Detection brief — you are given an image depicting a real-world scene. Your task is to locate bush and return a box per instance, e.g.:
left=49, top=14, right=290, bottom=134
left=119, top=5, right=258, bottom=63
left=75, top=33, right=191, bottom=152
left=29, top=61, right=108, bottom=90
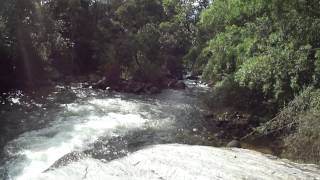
left=283, top=111, right=320, bottom=164
left=196, top=0, right=320, bottom=106
left=253, top=87, right=320, bottom=164
left=255, top=87, right=320, bottom=135
left=203, top=76, right=261, bottom=112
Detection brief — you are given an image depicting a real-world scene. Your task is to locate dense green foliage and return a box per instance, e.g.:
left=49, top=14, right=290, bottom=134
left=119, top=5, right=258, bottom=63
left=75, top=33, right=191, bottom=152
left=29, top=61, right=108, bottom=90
left=191, top=0, right=320, bottom=105
left=187, top=0, right=320, bottom=164
left=0, top=0, right=208, bottom=91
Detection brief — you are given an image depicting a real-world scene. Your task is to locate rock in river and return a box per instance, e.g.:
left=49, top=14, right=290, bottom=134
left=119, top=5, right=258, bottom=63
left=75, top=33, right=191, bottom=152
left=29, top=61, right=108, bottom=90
left=36, top=144, right=320, bottom=180
left=226, top=140, right=241, bottom=148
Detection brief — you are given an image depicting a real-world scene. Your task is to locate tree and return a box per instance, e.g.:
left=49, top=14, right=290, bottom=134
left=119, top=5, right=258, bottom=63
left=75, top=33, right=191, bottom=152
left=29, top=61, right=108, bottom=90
left=192, top=0, right=320, bottom=104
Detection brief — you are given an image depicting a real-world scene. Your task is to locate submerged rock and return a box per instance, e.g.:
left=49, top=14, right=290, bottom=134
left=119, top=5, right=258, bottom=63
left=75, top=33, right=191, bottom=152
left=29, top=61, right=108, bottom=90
left=92, top=77, right=109, bottom=90
left=36, top=144, right=320, bottom=180
left=45, top=151, right=87, bottom=172
left=168, top=80, right=186, bottom=89
left=174, top=81, right=186, bottom=89
left=227, top=140, right=241, bottom=148
left=167, top=79, right=178, bottom=88
left=185, top=75, right=199, bottom=80
left=145, top=86, right=160, bottom=94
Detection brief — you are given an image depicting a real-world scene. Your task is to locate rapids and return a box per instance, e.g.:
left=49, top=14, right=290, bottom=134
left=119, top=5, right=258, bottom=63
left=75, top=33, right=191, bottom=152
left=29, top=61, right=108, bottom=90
left=0, top=81, right=319, bottom=180
left=0, top=81, right=212, bottom=179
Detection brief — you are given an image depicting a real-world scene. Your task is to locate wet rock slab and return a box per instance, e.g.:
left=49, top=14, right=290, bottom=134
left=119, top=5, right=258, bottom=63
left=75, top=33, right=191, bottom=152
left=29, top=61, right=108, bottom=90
left=36, top=144, right=320, bottom=180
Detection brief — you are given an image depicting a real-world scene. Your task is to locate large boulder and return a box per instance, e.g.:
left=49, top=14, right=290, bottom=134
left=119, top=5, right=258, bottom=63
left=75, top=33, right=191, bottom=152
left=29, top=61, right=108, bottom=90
left=92, top=77, right=109, bottom=90
left=174, top=81, right=186, bottom=89
left=167, top=79, right=178, bottom=88
left=144, top=84, right=161, bottom=94
left=125, top=81, right=145, bottom=94
left=167, top=79, right=186, bottom=89
left=88, top=74, right=101, bottom=83
left=149, top=86, right=161, bottom=94
left=36, top=144, right=320, bottom=180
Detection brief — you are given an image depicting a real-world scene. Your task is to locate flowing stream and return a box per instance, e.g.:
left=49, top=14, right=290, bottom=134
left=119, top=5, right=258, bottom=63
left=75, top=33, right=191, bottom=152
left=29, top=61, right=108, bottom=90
left=0, top=80, right=214, bottom=180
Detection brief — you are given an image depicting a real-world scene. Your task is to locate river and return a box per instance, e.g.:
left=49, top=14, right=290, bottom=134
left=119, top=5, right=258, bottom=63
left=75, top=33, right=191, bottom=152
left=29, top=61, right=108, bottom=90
left=0, top=80, right=215, bottom=180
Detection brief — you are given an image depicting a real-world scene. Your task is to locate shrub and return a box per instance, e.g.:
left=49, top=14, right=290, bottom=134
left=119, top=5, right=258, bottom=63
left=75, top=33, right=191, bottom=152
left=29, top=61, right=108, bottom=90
left=255, top=87, right=320, bottom=136
left=253, top=87, right=320, bottom=164
left=283, top=111, right=320, bottom=164
left=203, top=76, right=261, bottom=112
left=196, top=0, right=320, bottom=106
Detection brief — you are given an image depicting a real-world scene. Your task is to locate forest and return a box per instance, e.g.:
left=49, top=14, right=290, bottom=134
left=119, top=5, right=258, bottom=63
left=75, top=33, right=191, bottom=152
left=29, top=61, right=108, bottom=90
left=1, top=0, right=320, bottom=167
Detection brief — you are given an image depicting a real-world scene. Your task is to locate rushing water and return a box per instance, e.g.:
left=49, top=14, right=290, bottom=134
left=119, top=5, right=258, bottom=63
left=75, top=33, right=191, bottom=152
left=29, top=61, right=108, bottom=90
left=0, top=80, right=214, bottom=180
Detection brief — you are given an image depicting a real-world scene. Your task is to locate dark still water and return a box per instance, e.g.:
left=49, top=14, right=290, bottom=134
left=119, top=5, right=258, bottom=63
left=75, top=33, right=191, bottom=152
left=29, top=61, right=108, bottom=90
left=0, top=81, right=214, bottom=179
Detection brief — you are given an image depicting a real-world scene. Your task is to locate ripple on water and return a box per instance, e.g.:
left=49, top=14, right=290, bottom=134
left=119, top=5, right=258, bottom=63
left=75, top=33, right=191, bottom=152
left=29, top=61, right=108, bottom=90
left=0, top=82, right=212, bottom=180
left=2, top=97, right=152, bottom=180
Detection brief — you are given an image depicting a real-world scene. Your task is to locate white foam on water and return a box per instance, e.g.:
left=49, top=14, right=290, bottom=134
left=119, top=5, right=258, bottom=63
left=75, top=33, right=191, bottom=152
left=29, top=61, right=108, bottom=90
left=3, top=98, right=149, bottom=180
